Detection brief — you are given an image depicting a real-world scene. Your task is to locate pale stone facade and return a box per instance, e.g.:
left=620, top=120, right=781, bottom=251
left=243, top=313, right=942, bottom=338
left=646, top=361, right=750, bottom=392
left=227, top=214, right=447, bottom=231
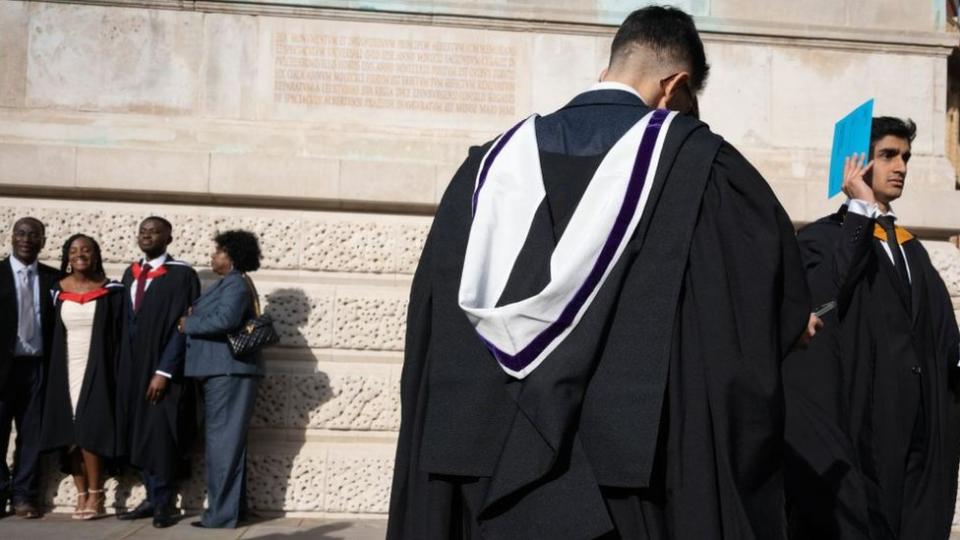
left=1, top=0, right=958, bottom=521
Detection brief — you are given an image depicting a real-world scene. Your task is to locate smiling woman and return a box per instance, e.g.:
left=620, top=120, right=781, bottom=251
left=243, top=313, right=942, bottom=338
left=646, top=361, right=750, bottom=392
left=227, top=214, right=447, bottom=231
left=39, top=233, right=124, bottom=521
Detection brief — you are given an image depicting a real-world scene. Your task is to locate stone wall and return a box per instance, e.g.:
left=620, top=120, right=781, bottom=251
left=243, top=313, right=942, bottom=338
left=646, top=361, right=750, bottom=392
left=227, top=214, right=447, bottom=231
left=2, top=0, right=960, bottom=521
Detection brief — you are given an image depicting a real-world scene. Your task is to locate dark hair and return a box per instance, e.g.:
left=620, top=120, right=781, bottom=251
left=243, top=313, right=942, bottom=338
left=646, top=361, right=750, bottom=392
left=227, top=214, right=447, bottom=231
left=214, top=229, right=262, bottom=273
left=141, top=215, right=173, bottom=232
left=610, top=6, right=710, bottom=92
left=870, top=117, right=917, bottom=157
left=60, top=234, right=105, bottom=278
left=13, top=217, right=46, bottom=237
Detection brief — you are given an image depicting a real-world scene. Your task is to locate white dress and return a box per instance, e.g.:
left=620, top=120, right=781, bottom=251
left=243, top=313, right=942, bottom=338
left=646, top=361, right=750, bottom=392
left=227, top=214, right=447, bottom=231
left=60, top=300, right=97, bottom=416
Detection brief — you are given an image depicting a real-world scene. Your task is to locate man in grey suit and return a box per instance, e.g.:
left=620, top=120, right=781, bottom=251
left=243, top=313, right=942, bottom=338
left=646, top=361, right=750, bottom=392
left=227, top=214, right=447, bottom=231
left=178, top=230, right=264, bottom=528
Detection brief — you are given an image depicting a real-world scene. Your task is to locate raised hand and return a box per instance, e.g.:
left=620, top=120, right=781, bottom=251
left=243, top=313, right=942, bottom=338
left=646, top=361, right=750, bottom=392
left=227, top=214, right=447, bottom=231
left=841, top=153, right=875, bottom=203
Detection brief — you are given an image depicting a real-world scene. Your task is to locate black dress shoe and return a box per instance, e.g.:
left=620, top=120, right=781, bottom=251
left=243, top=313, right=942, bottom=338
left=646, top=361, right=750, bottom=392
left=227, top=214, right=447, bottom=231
left=152, top=510, right=176, bottom=529
left=190, top=521, right=209, bottom=528
left=117, top=501, right=154, bottom=520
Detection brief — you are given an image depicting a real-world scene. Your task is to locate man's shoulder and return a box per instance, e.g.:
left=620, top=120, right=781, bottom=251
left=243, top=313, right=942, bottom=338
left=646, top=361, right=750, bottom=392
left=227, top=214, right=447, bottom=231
left=164, top=258, right=198, bottom=277
left=797, top=213, right=844, bottom=240
left=37, top=261, right=60, bottom=277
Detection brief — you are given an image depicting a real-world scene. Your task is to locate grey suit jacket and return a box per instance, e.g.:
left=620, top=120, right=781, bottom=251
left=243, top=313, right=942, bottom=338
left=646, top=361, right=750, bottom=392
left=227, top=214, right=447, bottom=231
left=183, top=270, right=264, bottom=377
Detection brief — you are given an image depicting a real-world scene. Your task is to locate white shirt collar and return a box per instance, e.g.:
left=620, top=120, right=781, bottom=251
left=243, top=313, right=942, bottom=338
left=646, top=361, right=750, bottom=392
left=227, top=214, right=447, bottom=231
left=588, top=81, right=645, bottom=103
left=842, top=199, right=897, bottom=221
left=141, top=253, right=169, bottom=269
left=10, top=256, right=38, bottom=275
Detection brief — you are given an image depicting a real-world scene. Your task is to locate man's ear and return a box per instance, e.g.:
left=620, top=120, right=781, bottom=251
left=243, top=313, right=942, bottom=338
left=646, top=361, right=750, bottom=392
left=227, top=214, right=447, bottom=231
left=598, top=68, right=608, bottom=82
left=662, top=71, right=691, bottom=104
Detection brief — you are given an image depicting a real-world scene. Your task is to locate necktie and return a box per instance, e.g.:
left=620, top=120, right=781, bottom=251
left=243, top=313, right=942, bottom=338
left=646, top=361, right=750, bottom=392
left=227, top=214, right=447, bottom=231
left=876, top=215, right=911, bottom=292
left=134, top=263, right=151, bottom=312
left=18, top=267, right=37, bottom=343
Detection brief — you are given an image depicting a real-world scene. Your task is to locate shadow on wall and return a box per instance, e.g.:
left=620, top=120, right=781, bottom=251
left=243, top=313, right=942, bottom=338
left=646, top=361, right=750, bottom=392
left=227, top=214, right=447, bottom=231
left=32, top=287, right=335, bottom=515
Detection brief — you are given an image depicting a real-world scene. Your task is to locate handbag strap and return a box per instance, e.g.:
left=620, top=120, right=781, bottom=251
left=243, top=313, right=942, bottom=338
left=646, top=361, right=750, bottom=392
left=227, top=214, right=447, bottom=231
left=240, top=273, right=262, bottom=317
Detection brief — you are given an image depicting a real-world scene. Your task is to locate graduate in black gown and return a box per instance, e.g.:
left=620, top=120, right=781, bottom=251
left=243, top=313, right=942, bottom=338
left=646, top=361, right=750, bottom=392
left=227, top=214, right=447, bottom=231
left=116, top=216, right=200, bottom=528
left=388, top=7, right=815, bottom=539
left=41, top=234, right=123, bottom=520
left=783, top=118, right=960, bottom=539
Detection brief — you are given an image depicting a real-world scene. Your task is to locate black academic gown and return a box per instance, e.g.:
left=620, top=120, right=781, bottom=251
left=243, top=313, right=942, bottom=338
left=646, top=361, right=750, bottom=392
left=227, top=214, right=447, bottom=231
left=40, top=281, right=124, bottom=460
left=117, top=257, right=200, bottom=480
left=783, top=208, right=960, bottom=540
left=388, top=90, right=811, bottom=539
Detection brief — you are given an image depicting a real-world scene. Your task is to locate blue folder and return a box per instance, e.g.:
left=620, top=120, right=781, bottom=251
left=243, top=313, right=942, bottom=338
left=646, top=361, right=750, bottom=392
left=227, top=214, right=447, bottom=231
left=828, top=99, right=874, bottom=198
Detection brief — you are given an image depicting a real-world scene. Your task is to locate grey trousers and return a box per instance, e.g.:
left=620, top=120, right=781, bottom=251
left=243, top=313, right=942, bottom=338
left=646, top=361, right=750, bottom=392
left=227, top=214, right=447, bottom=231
left=200, top=374, right=259, bottom=528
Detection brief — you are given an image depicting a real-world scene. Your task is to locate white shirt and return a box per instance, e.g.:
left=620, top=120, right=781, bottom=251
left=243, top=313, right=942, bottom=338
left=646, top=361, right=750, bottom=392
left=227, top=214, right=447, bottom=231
left=129, top=253, right=170, bottom=306
left=845, top=200, right=911, bottom=283
left=10, top=256, right=42, bottom=356
left=588, top=81, right=646, bottom=103
left=131, top=253, right=174, bottom=379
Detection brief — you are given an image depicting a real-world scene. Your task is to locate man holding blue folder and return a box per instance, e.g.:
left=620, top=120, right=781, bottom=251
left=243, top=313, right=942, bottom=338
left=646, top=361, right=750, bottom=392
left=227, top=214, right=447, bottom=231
left=784, top=117, right=960, bottom=539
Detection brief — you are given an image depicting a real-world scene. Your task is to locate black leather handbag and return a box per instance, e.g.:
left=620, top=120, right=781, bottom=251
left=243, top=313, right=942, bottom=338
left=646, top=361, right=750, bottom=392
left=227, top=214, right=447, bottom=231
left=227, top=274, right=280, bottom=357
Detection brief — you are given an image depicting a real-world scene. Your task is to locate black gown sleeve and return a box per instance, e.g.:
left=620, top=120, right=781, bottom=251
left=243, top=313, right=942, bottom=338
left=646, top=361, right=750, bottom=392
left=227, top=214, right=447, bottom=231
left=387, top=146, right=488, bottom=540
left=798, top=211, right=875, bottom=315
left=665, top=143, right=811, bottom=539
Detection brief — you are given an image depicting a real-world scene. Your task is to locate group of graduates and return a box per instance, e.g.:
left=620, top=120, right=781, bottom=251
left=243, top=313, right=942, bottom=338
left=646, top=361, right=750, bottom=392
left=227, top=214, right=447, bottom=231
left=0, top=216, right=264, bottom=529
left=387, top=6, right=960, bottom=540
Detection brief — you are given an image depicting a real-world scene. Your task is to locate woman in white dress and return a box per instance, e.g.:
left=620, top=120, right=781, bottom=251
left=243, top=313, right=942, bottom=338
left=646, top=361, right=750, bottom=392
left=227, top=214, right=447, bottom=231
left=40, top=234, right=123, bottom=520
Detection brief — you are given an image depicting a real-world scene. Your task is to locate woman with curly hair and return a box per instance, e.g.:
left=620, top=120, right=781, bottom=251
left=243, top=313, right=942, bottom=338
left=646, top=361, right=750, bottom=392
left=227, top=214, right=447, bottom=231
left=177, top=229, right=265, bottom=528
left=40, top=234, right=124, bottom=519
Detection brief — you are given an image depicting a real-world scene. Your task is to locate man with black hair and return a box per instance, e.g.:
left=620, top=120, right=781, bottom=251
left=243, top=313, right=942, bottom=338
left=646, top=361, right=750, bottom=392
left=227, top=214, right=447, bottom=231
left=389, top=6, right=815, bottom=539
left=0, top=217, right=58, bottom=519
left=784, top=118, right=960, bottom=539
left=116, top=216, right=200, bottom=528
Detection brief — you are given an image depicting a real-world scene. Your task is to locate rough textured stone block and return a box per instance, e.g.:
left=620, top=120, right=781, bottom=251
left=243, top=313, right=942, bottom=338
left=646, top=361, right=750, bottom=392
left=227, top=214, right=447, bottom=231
left=334, top=294, right=408, bottom=350
left=289, top=369, right=399, bottom=431
left=96, top=212, right=144, bottom=265
left=0, top=204, right=432, bottom=276
left=325, top=450, right=393, bottom=514
left=33, top=207, right=106, bottom=263
left=396, top=223, right=431, bottom=274
left=250, top=366, right=399, bottom=431
left=301, top=220, right=396, bottom=273
left=212, top=215, right=302, bottom=269
left=923, top=241, right=960, bottom=298
left=264, top=289, right=334, bottom=348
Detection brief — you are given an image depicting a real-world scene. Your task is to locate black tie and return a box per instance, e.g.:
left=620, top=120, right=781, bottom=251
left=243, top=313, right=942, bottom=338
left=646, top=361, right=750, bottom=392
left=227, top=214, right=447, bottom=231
left=876, top=215, right=910, bottom=292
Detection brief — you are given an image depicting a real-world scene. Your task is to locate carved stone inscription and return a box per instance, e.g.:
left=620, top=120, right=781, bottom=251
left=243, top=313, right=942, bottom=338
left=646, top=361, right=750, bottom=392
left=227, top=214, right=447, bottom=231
left=273, top=32, right=516, bottom=115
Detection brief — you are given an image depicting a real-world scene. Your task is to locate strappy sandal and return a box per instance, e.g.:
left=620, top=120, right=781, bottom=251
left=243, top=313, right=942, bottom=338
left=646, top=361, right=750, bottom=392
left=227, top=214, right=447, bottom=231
left=82, top=489, right=106, bottom=520
left=72, top=491, right=88, bottom=520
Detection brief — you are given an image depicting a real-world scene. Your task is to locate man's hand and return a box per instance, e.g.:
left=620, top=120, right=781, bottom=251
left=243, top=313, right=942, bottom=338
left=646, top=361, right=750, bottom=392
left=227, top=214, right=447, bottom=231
left=145, top=374, right=169, bottom=403
left=795, top=313, right=824, bottom=348
left=841, top=153, right=875, bottom=203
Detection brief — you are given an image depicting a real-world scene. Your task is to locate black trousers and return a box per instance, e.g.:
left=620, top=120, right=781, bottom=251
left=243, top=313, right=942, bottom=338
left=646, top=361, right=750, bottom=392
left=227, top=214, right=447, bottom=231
left=0, top=356, right=45, bottom=506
